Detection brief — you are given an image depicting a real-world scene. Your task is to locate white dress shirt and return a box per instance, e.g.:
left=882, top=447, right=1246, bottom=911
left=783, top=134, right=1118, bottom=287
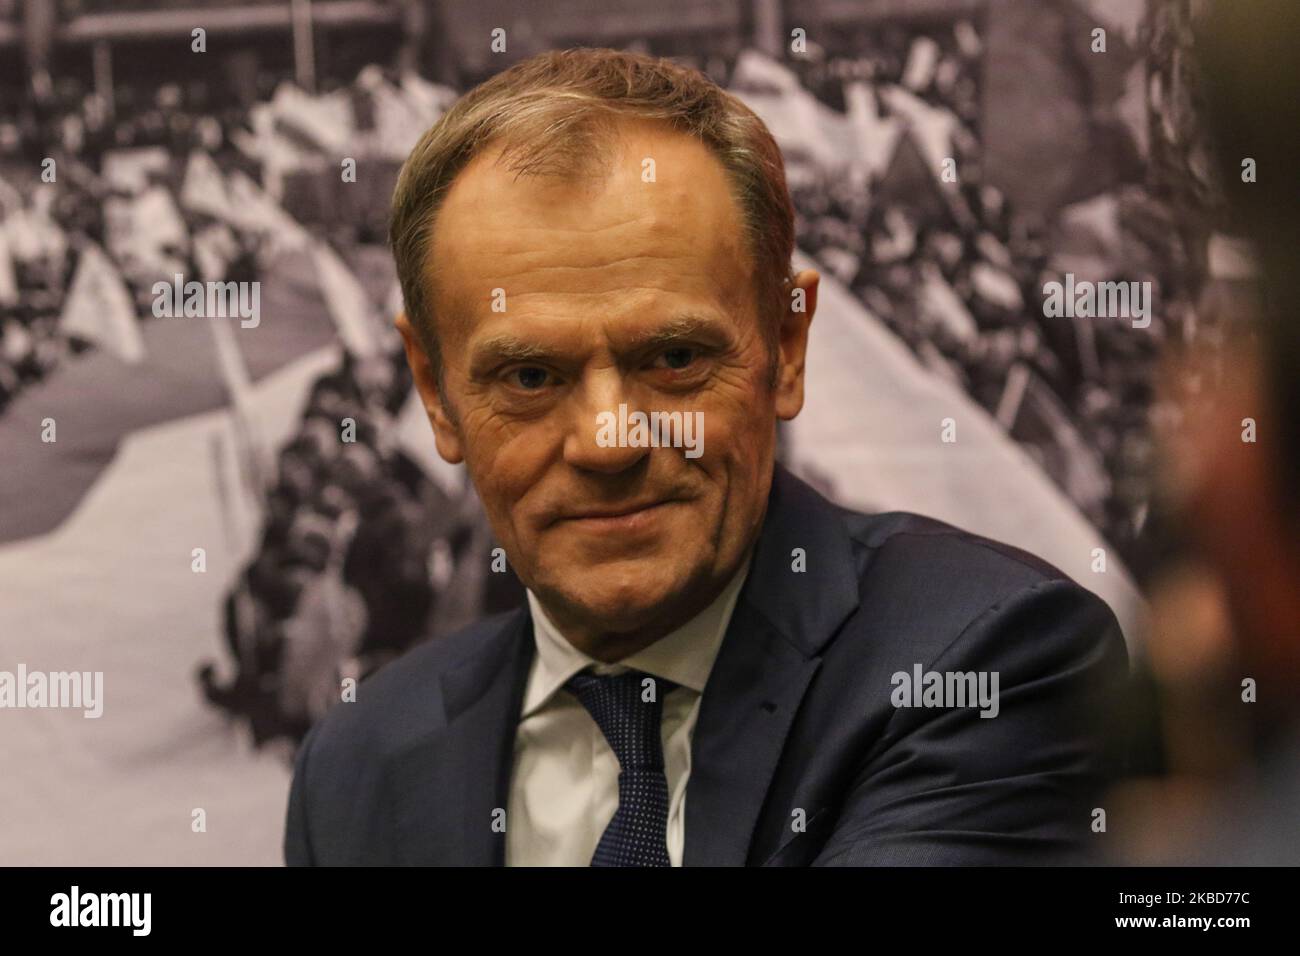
left=505, top=556, right=752, bottom=866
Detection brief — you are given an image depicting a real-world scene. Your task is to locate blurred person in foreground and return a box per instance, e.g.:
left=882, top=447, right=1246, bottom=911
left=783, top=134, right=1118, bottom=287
left=285, top=48, right=1127, bottom=866
left=1120, top=0, right=1300, bottom=865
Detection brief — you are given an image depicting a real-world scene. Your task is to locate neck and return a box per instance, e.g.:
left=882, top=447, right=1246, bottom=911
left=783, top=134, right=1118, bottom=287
left=549, top=590, right=719, bottom=663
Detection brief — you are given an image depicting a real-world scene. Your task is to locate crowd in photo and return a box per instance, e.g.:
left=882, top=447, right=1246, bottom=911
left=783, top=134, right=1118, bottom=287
left=0, top=6, right=1225, bottom=748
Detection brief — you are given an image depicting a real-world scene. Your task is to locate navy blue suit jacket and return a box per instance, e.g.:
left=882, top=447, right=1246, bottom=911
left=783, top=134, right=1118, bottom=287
left=284, top=465, right=1128, bottom=865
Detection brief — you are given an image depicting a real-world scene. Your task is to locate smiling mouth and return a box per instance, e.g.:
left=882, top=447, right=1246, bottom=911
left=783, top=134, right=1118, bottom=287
left=559, top=499, right=677, bottom=529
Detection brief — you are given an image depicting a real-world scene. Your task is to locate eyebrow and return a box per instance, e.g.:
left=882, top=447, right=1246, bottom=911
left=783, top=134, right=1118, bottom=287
left=622, top=314, right=728, bottom=351
left=471, top=336, right=559, bottom=366
left=468, top=312, right=731, bottom=373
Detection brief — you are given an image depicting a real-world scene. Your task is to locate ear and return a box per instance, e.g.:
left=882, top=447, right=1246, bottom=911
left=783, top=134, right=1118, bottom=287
left=774, top=269, right=818, bottom=421
left=395, top=310, right=465, bottom=465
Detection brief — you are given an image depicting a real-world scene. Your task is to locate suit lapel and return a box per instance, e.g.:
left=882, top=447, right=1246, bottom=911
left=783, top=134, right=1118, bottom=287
left=684, top=466, right=860, bottom=865
left=683, top=601, right=823, bottom=865
left=386, top=609, right=534, bottom=865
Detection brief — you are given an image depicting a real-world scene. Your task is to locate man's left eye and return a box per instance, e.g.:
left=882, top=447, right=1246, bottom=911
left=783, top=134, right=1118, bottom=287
left=654, top=347, right=697, bottom=370
left=508, top=366, right=551, bottom=390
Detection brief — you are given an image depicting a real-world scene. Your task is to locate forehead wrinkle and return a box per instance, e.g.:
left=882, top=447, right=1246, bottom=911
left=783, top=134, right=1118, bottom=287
left=457, top=200, right=697, bottom=260
left=437, top=223, right=702, bottom=303
left=485, top=250, right=701, bottom=286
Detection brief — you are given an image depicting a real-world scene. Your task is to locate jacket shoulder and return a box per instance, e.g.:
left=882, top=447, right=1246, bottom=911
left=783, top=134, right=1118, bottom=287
left=829, top=507, right=1117, bottom=649
left=843, top=507, right=1079, bottom=590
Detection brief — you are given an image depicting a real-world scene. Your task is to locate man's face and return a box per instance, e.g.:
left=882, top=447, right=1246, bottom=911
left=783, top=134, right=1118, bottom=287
left=400, top=118, right=816, bottom=653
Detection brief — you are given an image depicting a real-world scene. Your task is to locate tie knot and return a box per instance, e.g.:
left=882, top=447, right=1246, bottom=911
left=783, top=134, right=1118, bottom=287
left=564, top=669, right=676, bottom=771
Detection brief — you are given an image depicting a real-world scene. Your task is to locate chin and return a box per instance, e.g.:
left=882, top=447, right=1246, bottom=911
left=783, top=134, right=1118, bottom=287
left=541, top=556, right=701, bottom=634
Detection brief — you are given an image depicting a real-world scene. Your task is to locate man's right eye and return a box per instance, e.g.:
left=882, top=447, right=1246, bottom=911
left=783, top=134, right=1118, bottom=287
left=506, top=366, right=551, bottom=390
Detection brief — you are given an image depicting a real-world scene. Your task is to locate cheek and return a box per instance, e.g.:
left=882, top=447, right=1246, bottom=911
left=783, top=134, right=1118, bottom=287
left=701, top=374, right=777, bottom=450
left=461, top=418, right=556, bottom=522
left=691, top=407, right=775, bottom=510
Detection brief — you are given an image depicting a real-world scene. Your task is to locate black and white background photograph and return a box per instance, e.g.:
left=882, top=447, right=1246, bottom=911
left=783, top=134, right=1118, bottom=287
left=0, top=0, right=1295, bottom=916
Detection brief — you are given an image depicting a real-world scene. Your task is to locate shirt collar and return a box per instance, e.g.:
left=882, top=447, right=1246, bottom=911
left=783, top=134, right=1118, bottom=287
left=521, top=551, right=753, bottom=718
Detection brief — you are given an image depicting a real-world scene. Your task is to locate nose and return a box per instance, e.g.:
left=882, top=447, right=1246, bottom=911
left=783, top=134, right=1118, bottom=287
left=562, top=370, right=649, bottom=475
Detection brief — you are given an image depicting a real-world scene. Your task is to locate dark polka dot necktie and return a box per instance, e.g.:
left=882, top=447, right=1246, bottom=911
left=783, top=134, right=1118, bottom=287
left=564, top=668, right=677, bottom=867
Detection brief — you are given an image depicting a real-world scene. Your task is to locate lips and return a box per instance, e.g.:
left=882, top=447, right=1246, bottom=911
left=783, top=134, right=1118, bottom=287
left=562, top=499, right=671, bottom=522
